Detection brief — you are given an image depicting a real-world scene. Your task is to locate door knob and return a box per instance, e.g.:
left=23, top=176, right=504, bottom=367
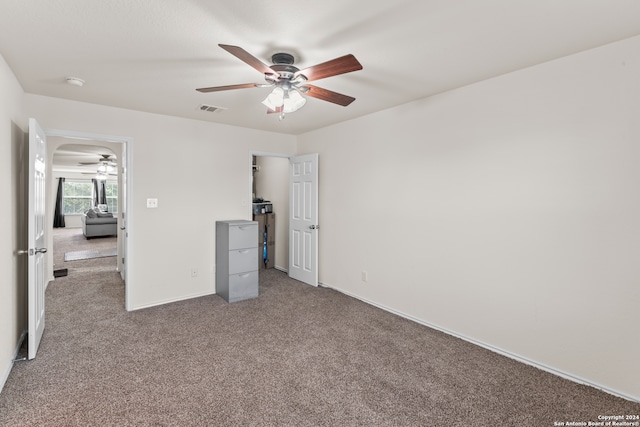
left=17, top=248, right=47, bottom=256
left=308, top=225, right=320, bottom=230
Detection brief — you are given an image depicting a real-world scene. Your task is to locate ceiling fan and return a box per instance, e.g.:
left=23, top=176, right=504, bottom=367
left=78, top=154, right=117, bottom=167
left=79, top=154, right=118, bottom=179
left=197, top=44, right=363, bottom=118
left=82, top=161, right=118, bottom=179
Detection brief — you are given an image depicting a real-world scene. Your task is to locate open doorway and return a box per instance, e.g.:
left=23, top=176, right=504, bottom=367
left=251, top=154, right=290, bottom=272
left=50, top=142, right=120, bottom=287
left=250, top=152, right=320, bottom=286
left=44, top=128, right=133, bottom=310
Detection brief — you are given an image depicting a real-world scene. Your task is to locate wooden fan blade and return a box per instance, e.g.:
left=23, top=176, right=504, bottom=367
left=267, top=106, right=283, bottom=114
left=196, top=83, right=258, bottom=93
left=295, top=54, right=362, bottom=82
left=302, top=85, right=356, bottom=106
left=78, top=163, right=117, bottom=167
left=219, top=44, right=278, bottom=76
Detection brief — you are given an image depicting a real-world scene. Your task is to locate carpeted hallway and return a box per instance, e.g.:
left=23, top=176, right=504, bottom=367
left=0, top=229, right=638, bottom=426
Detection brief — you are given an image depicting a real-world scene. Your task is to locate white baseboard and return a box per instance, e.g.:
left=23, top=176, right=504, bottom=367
left=0, top=329, right=27, bottom=394
left=128, top=290, right=216, bottom=311
left=319, top=281, right=639, bottom=403
left=129, top=265, right=291, bottom=311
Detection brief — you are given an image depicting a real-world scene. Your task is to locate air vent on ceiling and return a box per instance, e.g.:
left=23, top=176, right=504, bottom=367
left=198, top=104, right=226, bottom=113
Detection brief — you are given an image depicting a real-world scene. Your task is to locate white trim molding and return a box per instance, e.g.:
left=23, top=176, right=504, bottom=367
left=0, top=330, right=27, bottom=392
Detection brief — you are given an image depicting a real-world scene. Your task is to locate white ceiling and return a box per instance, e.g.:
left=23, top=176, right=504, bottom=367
left=50, top=140, right=117, bottom=175
left=2, top=0, right=640, bottom=135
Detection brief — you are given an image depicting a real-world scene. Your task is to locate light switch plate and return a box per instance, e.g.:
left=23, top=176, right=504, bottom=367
left=146, top=198, right=158, bottom=208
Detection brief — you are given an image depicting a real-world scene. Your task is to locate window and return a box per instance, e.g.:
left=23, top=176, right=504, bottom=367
left=62, top=180, right=118, bottom=214
left=105, top=182, right=118, bottom=213
left=63, top=181, right=93, bottom=214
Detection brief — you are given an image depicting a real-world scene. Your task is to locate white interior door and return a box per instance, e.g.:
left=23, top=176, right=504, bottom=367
left=289, top=153, right=318, bottom=286
left=27, top=118, right=47, bottom=360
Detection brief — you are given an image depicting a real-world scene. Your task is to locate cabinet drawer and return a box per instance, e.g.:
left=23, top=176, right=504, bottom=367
left=229, top=223, right=258, bottom=250
left=229, top=248, right=258, bottom=274
left=228, top=271, right=258, bottom=302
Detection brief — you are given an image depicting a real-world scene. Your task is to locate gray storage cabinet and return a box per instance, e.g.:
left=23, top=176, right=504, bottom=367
left=216, top=220, right=259, bottom=303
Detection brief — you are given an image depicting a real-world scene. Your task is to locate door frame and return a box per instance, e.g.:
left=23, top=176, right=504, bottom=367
left=44, top=127, right=135, bottom=310
left=248, top=151, right=319, bottom=284
left=248, top=151, right=291, bottom=212
left=248, top=150, right=293, bottom=271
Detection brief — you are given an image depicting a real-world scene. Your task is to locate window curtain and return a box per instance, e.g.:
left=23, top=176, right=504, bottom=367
left=92, top=178, right=108, bottom=209
left=53, top=177, right=65, bottom=228
left=92, top=178, right=99, bottom=208
left=99, top=180, right=107, bottom=206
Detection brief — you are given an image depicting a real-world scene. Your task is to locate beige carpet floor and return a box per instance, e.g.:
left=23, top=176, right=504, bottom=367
left=0, top=228, right=638, bottom=426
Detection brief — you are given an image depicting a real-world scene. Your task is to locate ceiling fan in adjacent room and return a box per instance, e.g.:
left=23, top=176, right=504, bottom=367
left=78, top=154, right=117, bottom=167
left=79, top=154, right=118, bottom=179
left=197, top=44, right=363, bottom=119
left=82, top=163, right=118, bottom=179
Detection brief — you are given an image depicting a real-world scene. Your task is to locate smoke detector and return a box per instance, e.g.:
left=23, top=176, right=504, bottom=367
left=65, top=77, right=85, bottom=87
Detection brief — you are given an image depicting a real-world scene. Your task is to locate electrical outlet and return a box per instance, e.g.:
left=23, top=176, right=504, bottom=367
left=191, top=268, right=198, bottom=278
left=361, top=271, right=368, bottom=282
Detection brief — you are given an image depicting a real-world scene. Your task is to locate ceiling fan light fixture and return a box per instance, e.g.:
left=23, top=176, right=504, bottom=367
left=262, top=86, right=285, bottom=109
left=283, top=89, right=306, bottom=113
left=97, top=163, right=116, bottom=173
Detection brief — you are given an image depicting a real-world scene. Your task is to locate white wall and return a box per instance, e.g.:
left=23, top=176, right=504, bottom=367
left=25, top=94, right=296, bottom=310
left=298, top=36, right=640, bottom=400
left=0, top=54, right=27, bottom=391
left=254, top=156, right=289, bottom=270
